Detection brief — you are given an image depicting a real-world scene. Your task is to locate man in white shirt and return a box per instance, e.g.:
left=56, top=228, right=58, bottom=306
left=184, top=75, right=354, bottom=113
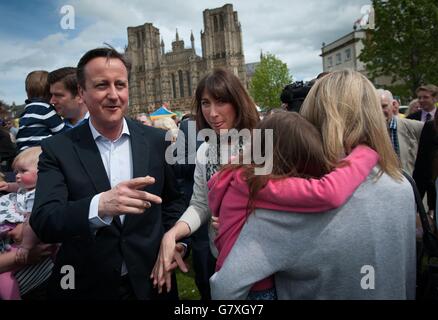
left=30, top=47, right=186, bottom=300
left=407, top=84, right=438, bottom=122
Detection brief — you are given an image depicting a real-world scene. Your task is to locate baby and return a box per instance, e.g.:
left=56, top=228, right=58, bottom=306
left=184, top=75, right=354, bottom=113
left=0, top=147, right=42, bottom=299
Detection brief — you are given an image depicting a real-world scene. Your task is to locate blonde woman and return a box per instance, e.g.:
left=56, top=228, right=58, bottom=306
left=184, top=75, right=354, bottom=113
left=406, top=99, right=421, bottom=117
left=153, top=117, right=179, bottom=143
left=210, top=70, right=416, bottom=300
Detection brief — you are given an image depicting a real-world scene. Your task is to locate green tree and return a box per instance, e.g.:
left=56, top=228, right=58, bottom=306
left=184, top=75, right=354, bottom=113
left=249, top=53, right=292, bottom=110
left=360, top=0, right=438, bottom=99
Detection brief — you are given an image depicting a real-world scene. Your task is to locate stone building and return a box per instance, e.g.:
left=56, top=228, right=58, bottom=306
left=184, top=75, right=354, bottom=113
left=126, top=4, right=246, bottom=115
left=320, top=6, right=395, bottom=88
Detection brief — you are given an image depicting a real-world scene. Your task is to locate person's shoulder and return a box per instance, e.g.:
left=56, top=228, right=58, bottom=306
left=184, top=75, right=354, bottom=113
left=129, top=119, right=166, bottom=138
left=406, top=110, right=421, bottom=120
left=25, top=100, right=51, bottom=107
left=417, top=118, right=435, bottom=136
left=24, top=100, right=54, bottom=112
left=127, top=118, right=173, bottom=147
left=398, top=116, right=424, bottom=130
left=40, top=122, right=80, bottom=148
left=368, top=169, right=412, bottom=193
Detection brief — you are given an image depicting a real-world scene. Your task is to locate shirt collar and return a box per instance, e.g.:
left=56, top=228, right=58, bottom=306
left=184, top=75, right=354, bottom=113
left=89, top=117, right=130, bottom=142
left=422, top=108, right=436, bottom=117
left=65, top=112, right=90, bottom=128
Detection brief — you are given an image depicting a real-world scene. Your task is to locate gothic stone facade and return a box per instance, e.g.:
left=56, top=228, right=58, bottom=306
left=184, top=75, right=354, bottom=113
left=126, top=4, right=246, bottom=115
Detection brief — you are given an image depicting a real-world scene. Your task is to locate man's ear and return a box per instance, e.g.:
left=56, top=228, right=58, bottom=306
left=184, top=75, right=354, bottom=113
left=78, top=84, right=83, bottom=96
left=78, top=85, right=85, bottom=101
left=74, top=94, right=83, bottom=105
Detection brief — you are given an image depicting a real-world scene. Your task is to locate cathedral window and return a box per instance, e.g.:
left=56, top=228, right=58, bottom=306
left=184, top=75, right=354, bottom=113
left=214, top=15, right=219, bottom=32
left=187, top=71, right=192, bottom=97
left=179, top=70, right=184, bottom=97
left=219, top=14, right=224, bottom=31
left=172, top=74, right=177, bottom=99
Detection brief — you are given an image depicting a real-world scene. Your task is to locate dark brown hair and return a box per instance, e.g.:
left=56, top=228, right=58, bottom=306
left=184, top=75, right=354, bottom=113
left=222, top=112, right=334, bottom=214
left=193, top=68, right=259, bottom=131
left=25, top=70, right=51, bottom=102
left=48, top=67, right=78, bottom=96
left=77, top=46, right=131, bottom=89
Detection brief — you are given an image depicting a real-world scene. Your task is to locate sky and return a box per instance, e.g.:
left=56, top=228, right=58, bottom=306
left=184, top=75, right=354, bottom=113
left=0, top=0, right=371, bottom=105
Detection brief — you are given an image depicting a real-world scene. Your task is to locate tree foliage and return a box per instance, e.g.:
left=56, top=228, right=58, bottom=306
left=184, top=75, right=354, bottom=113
left=360, top=0, right=438, bottom=99
left=249, top=53, right=292, bottom=110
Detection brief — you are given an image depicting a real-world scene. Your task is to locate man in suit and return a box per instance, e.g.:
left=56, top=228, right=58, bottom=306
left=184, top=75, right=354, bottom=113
left=406, top=84, right=438, bottom=122
left=48, top=67, right=89, bottom=130
left=378, top=89, right=423, bottom=175
left=30, top=47, right=186, bottom=300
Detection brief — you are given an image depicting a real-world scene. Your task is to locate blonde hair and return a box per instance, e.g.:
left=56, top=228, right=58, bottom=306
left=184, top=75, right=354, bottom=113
left=416, top=84, right=438, bottom=98
left=12, top=147, right=42, bottom=170
left=300, top=69, right=402, bottom=180
left=153, top=117, right=179, bottom=142
left=407, top=98, right=420, bottom=116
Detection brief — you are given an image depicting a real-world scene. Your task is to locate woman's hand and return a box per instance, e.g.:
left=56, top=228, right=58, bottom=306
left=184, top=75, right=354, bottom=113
left=151, top=231, right=189, bottom=294
left=150, top=222, right=191, bottom=294
left=211, top=216, right=220, bottom=232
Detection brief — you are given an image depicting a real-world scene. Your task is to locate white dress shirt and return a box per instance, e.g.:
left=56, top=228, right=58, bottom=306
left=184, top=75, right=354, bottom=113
left=87, top=118, right=132, bottom=275
left=88, top=118, right=133, bottom=227
left=421, top=108, right=436, bottom=122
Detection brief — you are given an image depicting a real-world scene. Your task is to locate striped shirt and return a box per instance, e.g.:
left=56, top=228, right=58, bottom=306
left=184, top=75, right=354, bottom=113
left=16, top=99, right=66, bottom=152
left=389, top=117, right=400, bottom=158
left=15, top=256, right=53, bottom=296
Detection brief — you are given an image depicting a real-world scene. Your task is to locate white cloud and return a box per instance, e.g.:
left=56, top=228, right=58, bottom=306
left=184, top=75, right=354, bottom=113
left=0, top=0, right=370, bottom=104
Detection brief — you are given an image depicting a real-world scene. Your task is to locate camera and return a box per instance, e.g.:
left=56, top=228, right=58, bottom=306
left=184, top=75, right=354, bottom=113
left=280, top=81, right=313, bottom=113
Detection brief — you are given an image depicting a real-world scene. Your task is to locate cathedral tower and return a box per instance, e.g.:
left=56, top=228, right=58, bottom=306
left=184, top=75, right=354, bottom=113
left=127, top=23, right=162, bottom=113
left=201, top=4, right=246, bottom=84
left=126, top=4, right=247, bottom=115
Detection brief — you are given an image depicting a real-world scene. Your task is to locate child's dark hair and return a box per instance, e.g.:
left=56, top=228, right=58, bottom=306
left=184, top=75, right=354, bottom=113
left=221, top=112, right=334, bottom=214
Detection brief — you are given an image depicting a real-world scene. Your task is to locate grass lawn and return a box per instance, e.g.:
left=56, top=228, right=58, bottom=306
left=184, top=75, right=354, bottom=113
left=176, top=252, right=201, bottom=300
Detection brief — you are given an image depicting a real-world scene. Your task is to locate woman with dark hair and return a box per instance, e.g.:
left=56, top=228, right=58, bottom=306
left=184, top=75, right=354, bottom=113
left=151, top=68, right=260, bottom=294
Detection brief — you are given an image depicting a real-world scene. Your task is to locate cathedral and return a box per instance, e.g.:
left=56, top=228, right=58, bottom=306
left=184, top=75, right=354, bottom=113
left=126, top=4, right=247, bottom=115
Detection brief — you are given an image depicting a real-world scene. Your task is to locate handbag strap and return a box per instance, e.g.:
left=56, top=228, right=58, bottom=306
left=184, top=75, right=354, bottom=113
left=402, top=171, right=434, bottom=235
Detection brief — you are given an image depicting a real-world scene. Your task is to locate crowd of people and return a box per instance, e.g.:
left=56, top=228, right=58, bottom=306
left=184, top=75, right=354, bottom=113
left=0, top=45, right=437, bottom=300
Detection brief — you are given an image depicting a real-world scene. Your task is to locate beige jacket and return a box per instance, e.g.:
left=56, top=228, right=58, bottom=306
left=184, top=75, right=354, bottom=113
left=396, top=116, right=424, bottom=175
